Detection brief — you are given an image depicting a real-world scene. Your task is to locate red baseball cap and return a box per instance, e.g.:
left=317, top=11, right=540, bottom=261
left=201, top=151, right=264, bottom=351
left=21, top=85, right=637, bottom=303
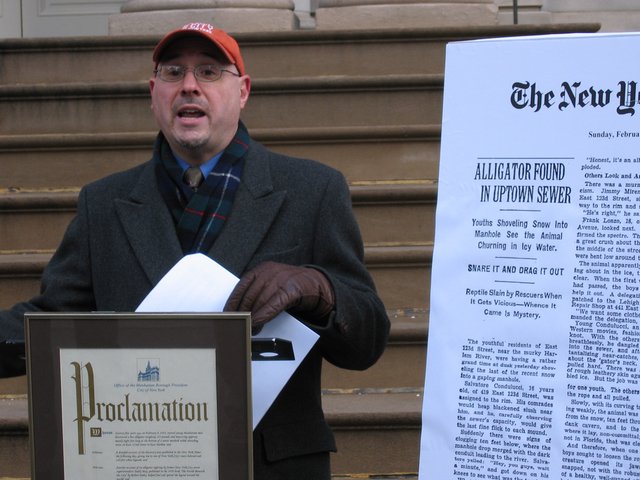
left=153, top=23, right=245, bottom=76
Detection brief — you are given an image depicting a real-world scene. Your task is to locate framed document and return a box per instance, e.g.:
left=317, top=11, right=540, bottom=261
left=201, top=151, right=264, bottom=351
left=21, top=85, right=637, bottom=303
left=24, top=312, right=252, bottom=480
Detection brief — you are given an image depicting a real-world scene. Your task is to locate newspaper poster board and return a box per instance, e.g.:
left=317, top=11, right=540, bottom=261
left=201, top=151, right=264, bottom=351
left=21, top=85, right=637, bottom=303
left=420, top=33, right=640, bottom=480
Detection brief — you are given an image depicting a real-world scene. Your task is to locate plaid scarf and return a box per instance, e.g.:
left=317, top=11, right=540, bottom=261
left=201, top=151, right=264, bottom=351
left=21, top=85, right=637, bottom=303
left=155, top=122, right=249, bottom=254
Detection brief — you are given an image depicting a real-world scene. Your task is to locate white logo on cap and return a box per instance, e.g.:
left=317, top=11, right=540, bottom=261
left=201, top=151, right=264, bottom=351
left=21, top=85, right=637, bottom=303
left=182, top=23, right=214, bottom=34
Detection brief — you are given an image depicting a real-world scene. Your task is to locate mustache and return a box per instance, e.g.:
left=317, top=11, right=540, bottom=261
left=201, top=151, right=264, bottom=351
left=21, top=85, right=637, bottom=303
left=173, top=98, right=208, bottom=113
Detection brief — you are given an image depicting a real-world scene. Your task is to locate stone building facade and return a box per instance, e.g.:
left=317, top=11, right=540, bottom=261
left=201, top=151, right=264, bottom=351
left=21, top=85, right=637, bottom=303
left=1, top=1, right=640, bottom=39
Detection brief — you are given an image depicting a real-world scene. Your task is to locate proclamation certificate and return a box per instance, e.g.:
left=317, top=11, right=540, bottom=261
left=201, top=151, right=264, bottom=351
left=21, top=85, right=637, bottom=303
left=60, top=348, right=218, bottom=479
left=420, top=33, right=640, bottom=480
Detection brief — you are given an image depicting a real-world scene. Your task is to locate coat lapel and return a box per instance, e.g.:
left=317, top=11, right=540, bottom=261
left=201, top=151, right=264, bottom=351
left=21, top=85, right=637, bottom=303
left=114, top=162, right=184, bottom=286
left=208, top=144, right=285, bottom=277
left=113, top=141, right=285, bottom=285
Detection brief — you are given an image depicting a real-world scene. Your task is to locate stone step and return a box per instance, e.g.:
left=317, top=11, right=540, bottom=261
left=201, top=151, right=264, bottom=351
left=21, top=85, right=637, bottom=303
left=0, top=244, right=431, bottom=313
left=0, top=389, right=422, bottom=478
left=365, top=244, right=432, bottom=311
left=0, top=253, right=51, bottom=310
left=0, top=375, right=25, bottom=396
left=0, top=125, right=440, bottom=189
left=0, top=25, right=599, bottom=85
left=0, top=183, right=436, bottom=251
left=352, top=182, right=436, bottom=246
left=0, top=75, right=443, bottom=135
left=0, top=395, right=29, bottom=479
left=0, top=191, right=77, bottom=252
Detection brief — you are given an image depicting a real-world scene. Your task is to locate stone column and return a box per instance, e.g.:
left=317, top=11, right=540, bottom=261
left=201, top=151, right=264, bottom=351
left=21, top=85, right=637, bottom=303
left=314, top=0, right=499, bottom=30
left=293, top=0, right=321, bottom=29
left=542, top=0, right=640, bottom=32
left=109, top=0, right=298, bottom=35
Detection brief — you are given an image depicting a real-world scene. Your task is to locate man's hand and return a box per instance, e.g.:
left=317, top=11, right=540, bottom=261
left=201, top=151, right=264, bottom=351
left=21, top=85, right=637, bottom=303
left=224, top=262, right=335, bottom=330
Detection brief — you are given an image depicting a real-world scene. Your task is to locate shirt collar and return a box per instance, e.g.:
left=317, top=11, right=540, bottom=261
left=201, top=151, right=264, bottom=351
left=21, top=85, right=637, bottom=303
left=174, top=151, right=224, bottom=178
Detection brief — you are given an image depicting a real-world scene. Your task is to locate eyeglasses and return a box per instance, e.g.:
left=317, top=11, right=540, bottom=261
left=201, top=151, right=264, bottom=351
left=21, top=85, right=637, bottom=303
left=154, top=64, right=241, bottom=83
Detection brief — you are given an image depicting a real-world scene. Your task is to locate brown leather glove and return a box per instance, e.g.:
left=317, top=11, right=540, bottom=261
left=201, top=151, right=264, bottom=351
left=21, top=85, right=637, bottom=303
left=224, top=261, right=335, bottom=331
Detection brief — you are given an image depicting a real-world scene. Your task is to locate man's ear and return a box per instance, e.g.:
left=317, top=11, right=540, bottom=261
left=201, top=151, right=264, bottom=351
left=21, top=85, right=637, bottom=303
left=239, top=76, right=251, bottom=109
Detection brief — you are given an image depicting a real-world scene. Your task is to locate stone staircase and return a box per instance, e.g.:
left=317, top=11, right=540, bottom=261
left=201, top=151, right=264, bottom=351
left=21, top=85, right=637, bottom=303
left=0, top=23, right=599, bottom=478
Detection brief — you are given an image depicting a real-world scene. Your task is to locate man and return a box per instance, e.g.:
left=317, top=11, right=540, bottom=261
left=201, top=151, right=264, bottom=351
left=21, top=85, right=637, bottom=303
left=0, top=23, right=390, bottom=478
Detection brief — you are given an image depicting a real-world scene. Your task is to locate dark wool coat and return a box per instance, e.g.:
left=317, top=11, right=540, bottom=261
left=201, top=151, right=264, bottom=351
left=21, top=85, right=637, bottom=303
left=1, top=139, right=390, bottom=479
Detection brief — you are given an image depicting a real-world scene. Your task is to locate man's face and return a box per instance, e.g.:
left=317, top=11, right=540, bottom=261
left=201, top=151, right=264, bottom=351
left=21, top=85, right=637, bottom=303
left=149, top=37, right=251, bottom=165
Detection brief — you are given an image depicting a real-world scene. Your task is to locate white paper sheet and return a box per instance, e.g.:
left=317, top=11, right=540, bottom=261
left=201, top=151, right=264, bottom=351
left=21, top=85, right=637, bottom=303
left=136, top=253, right=319, bottom=429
